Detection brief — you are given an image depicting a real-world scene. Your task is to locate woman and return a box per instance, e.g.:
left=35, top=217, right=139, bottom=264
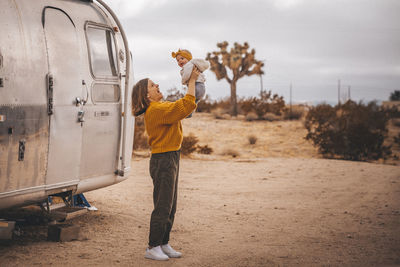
left=131, top=67, right=200, bottom=261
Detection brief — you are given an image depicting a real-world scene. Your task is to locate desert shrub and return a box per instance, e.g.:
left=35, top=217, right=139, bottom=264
left=390, top=90, right=400, bottom=101
left=133, top=115, right=149, bottom=150
left=196, top=95, right=217, bottom=113
left=304, top=100, right=391, bottom=161
left=383, top=105, right=400, bottom=118
left=392, top=118, right=400, bottom=128
left=197, top=144, right=213, bottom=154
left=165, top=87, right=185, bottom=102
left=221, top=148, right=240, bottom=158
left=394, top=133, right=400, bottom=146
left=239, top=90, right=286, bottom=120
left=262, top=112, right=281, bottom=121
left=221, top=114, right=231, bottom=120
left=212, top=110, right=224, bottom=119
left=240, top=98, right=255, bottom=114
left=181, top=134, right=199, bottom=155
left=284, top=105, right=306, bottom=120
left=212, top=108, right=230, bottom=119
left=195, top=92, right=287, bottom=119
left=245, top=112, right=258, bottom=121
left=248, top=135, right=257, bottom=145
left=214, top=98, right=232, bottom=113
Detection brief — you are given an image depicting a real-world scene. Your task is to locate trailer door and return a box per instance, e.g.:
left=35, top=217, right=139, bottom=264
left=79, top=24, right=121, bottom=179
left=43, top=7, right=83, bottom=188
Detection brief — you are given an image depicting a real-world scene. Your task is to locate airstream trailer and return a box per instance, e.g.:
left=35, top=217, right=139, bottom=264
left=0, top=0, right=135, bottom=210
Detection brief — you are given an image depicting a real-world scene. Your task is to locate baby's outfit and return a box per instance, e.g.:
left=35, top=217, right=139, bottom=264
left=180, top=59, right=209, bottom=103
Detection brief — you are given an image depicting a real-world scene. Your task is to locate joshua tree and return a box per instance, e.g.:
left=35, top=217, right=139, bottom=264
left=206, top=41, right=264, bottom=116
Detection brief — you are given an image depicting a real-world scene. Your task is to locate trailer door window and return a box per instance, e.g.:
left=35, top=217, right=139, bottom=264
left=86, top=26, right=117, bottom=78
left=92, top=83, right=120, bottom=102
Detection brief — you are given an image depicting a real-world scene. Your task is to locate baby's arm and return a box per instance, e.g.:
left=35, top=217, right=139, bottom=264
left=191, top=59, right=210, bottom=72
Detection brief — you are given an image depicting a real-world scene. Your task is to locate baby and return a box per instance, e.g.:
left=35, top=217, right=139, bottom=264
left=172, top=49, right=209, bottom=116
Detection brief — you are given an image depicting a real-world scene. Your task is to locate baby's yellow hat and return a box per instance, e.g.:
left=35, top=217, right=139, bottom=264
left=172, top=49, right=192, bottom=61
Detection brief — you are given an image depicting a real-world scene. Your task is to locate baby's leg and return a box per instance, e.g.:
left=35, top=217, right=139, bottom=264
left=195, top=82, right=206, bottom=101
left=186, top=83, right=205, bottom=119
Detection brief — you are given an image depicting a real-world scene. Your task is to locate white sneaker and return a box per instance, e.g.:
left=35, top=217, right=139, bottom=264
left=161, top=244, right=182, bottom=258
left=145, top=246, right=169, bottom=261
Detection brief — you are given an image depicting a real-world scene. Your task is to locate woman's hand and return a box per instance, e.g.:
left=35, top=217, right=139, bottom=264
left=189, top=66, right=201, bottom=83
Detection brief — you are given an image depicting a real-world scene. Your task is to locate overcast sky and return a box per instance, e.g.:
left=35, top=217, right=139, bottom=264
left=107, top=0, right=400, bottom=104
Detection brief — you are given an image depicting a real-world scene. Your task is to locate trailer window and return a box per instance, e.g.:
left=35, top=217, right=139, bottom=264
left=92, top=83, right=120, bottom=102
left=86, top=27, right=117, bottom=78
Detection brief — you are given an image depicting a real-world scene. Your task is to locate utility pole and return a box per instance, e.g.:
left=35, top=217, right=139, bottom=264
left=338, top=79, right=341, bottom=105
left=348, top=85, right=351, bottom=101
left=289, top=82, right=292, bottom=119
left=259, top=74, right=263, bottom=94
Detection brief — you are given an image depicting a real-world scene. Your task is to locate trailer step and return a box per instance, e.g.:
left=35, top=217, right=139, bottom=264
left=50, top=206, right=88, bottom=222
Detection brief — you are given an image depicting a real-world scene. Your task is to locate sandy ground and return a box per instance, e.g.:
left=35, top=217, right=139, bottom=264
left=1, top=113, right=400, bottom=266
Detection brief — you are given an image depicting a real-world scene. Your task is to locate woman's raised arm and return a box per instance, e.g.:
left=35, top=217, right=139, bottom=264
left=186, top=66, right=200, bottom=97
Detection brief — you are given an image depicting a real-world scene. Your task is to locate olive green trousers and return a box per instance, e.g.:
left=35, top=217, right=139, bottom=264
left=148, top=150, right=180, bottom=247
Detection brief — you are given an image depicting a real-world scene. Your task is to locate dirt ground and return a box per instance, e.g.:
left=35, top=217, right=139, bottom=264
left=1, top=113, right=400, bottom=266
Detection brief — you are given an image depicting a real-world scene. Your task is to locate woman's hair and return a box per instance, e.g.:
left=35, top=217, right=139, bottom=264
left=131, top=78, right=150, bottom=116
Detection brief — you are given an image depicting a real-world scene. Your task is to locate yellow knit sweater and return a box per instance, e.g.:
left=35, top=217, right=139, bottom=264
left=144, top=94, right=196, bottom=154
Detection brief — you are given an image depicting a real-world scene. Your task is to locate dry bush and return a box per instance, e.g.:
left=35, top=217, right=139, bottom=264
left=133, top=115, right=149, bottom=150
left=202, top=97, right=234, bottom=116
left=248, top=135, right=257, bottom=145
left=305, top=100, right=391, bottom=161
left=392, top=118, right=400, bottom=128
left=221, top=148, right=240, bottom=158
left=221, top=114, right=231, bottom=120
left=181, top=134, right=199, bottom=155
left=284, top=105, right=307, bottom=120
left=239, top=90, right=286, bottom=119
left=262, top=112, right=281, bottom=121
left=196, top=91, right=288, bottom=119
left=213, top=98, right=232, bottom=112
left=245, top=112, right=258, bottom=121
left=390, top=90, right=400, bottom=101
left=197, top=144, right=213, bottom=154
left=196, top=95, right=216, bottom=113
left=212, top=108, right=230, bottom=119
left=212, top=111, right=224, bottom=119
left=165, top=87, right=185, bottom=102
left=394, top=133, right=400, bottom=146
